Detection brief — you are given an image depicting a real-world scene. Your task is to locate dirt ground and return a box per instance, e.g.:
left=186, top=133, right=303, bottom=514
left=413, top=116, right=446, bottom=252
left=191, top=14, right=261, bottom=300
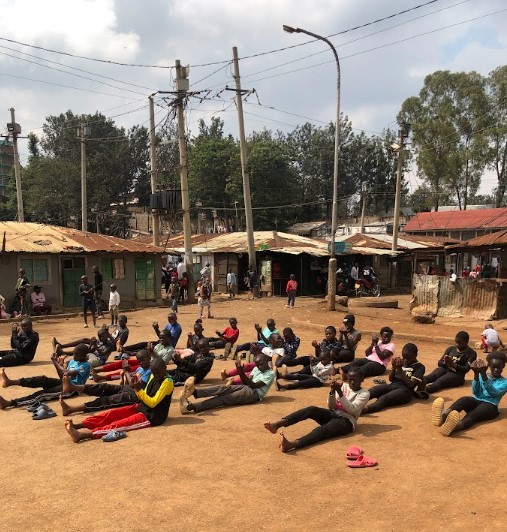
left=1, top=293, right=506, bottom=532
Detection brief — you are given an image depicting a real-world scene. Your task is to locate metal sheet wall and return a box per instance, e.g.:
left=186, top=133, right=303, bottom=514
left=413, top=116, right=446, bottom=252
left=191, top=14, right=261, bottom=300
left=412, top=275, right=502, bottom=320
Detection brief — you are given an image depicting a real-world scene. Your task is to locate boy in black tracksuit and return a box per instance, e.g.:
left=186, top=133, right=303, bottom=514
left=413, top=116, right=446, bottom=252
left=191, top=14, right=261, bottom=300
left=169, top=338, right=214, bottom=385
left=425, top=331, right=477, bottom=394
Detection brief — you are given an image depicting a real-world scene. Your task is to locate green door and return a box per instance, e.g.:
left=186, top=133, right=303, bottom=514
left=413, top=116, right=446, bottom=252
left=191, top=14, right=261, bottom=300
left=62, top=257, right=86, bottom=307
left=136, top=258, right=156, bottom=301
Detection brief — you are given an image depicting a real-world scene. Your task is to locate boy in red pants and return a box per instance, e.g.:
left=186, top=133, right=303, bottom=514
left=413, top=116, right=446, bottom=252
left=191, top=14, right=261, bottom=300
left=64, top=356, right=173, bottom=442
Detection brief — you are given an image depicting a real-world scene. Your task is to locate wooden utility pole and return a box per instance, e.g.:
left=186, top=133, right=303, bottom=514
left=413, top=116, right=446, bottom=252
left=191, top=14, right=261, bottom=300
left=77, top=124, right=90, bottom=232
left=359, top=182, right=368, bottom=234
left=232, top=47, right=256, bottom=272
left=148, top=95, right=160, bottom=246
left=9, top=108, right=24, bottom=222
left=175, top=60, right=195, bottom=303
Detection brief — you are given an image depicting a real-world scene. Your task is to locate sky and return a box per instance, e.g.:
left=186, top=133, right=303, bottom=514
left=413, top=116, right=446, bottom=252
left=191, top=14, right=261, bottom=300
left=0, top=0, right=506, bottom=195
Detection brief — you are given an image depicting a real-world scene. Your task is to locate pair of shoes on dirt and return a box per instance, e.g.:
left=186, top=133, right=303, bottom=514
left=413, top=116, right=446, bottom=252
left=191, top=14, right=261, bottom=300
left=346, top=445, right=378, bottom=468
left=431, top=397, right=460, bottom=436
left=27, top=402, right=57, bottom=420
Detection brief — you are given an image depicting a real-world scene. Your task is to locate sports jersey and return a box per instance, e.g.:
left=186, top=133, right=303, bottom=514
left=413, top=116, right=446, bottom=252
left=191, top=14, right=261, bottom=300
left=438, top=346, right=477, bottom=374
left=391, top=361, right=425, bottom=390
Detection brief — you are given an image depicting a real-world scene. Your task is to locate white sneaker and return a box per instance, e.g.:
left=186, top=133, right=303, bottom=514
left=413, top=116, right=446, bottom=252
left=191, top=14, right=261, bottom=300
left=83, top=324, right=89, bottom=328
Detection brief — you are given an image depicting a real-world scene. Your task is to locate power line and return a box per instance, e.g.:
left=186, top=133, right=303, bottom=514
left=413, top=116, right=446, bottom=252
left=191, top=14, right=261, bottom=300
left=0, top=71, right=140, bottom=99
left=0, top=0, right=444, bottom=70
left=0, top=43, right=156, bottom=92
left=0, top=49, right=150, bottom=97
left=242, top=7, right=507, bottom=85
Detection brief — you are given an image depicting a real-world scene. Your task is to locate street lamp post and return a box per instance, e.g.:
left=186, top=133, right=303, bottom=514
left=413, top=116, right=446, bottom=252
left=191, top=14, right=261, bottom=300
left=283, top=25, right=341, bottom=311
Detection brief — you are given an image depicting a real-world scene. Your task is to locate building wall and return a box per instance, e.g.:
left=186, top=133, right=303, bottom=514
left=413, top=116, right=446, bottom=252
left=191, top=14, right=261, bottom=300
left=0, top=252, right=162, bottom=311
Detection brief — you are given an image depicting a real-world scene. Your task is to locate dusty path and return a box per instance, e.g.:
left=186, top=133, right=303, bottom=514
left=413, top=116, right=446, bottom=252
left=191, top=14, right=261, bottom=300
left=0, top=294, right=505, bottom=531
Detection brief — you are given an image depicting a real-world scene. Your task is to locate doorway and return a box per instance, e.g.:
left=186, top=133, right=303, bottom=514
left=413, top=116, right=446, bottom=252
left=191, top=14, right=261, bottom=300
left=135, top=258, right=156, bottom=300
left=61, top=257, right=85, bottom=307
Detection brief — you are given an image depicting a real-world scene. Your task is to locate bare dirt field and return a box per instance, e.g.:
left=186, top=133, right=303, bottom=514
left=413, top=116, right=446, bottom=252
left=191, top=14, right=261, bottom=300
left=1, top=293, right=506, bottom=532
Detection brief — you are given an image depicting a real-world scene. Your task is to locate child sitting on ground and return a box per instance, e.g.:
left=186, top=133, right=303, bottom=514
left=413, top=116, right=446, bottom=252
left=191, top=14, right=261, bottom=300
left=264, top=367, right=370, bottom=452
left=340, top=327, right=395, bottom=379
left=425, top=331, right=477, bottom=394
left=361, top=343, right=426, bottom=414
left=208, top=318, right=240, bottom=360
left=431, top=351, right=507, bottom=436
left=55, top=328, right=115, bottom=367
left=276, top=349, right=335, bottom=391
left=64, top=356, right=174, bottom=443
left=285, top=326, right=340, bottom=368
left=481, top=323, right=503, bottom=353
left=0, top=344, right=90, bottom=409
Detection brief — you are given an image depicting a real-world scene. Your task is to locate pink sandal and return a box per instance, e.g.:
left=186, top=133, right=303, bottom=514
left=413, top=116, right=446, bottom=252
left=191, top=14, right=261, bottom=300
left=347, top=454, right=378, bottom=468
left=346, top=445, right=363, bottom=460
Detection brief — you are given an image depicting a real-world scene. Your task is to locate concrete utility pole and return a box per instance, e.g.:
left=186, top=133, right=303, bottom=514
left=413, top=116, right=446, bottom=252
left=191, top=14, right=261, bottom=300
left=175, top=59, right=195, bottom=303
left=77, top=124, right=91, bottom=232
left=359, top=182, right=368, bottom=234
left=392, top=125, right=408, bottom=252
left=232, top=47, right=256, bottom=272
left=148, top=95, right=160, bottom=246
left=8, top=108, right=24, bottom=222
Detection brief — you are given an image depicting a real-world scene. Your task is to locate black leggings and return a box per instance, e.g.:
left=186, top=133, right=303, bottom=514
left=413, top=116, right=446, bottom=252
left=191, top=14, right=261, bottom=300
left=123, top=340, right=159, bottom=352
left=425, top=368, right=465, bottom=393
left=11, top=376, right=76, bottom=407
left=284, top=374, right=323, bottom=389
left=285, top=355, right=311, bottom=367
left=284, top=406, right=353, bottom=448
left=82, top=383, right=138, bottom=412
left=342, top=358, right=386, bottom=378
left=448, top=396, right=499, bottom=430
left=366, top=384, right=413, bottom=413
left=333, top=349, right=355, bottom=363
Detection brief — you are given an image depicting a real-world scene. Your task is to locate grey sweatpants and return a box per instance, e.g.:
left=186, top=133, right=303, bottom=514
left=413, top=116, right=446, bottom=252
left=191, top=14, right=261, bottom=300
left=194, top=384, right=260, bottom=412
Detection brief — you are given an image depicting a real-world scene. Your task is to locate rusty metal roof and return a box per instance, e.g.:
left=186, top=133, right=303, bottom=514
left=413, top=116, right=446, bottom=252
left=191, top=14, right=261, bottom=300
left=404, top=208, right=507, bottom=232
left=457, top=229, right=507, bottom=248
left=0, top=222, right=164, bottom=254
left=164, top=231, right=331, bottom=257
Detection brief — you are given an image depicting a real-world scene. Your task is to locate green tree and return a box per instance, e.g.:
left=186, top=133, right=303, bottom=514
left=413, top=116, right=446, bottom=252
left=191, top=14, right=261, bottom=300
left=399, top=70, right=490, bottom=210
left=487, top=66, right=507, bottom=206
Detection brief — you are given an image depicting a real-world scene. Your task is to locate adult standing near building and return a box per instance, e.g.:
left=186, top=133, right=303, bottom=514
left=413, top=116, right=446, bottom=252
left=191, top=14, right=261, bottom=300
left=227, top=268, right=237, bottom=298
left=0, top=318, right=39, bottom=367
left=177, top=256, right=186, bottom=280
left=14, top=268, right=30, bottom=316
left=92, top=266, right=104, bottom=318
left=80, top=275, right=97, bottom=328
left=30, top=286, right=52, bottom=315
left=350, top=262, right=359, bottom=281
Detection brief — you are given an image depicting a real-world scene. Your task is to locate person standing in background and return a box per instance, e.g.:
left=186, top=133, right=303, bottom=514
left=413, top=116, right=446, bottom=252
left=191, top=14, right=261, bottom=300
left=227, top=268, right=237, bottom=299
left=93, top=266, right=104, bottom=318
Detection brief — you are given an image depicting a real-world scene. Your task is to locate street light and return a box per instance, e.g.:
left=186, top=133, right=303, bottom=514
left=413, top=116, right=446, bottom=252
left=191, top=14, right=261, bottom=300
left=283, top=24, right=341, bottom=311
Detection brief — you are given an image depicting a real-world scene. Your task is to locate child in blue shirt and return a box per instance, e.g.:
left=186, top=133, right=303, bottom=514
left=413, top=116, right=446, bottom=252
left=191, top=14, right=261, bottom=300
left=0, top=344, right=91, bottom=409
left=432, top=351, right=507, bottom=436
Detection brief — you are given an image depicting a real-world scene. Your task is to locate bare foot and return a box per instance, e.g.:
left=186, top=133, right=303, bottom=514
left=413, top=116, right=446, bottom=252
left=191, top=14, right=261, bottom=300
left=263, top=421, right=279, bottom=434
left=52, top=337, right=58, bottom=350
left=0, top=369, right=12, bottom=388
left=339, top=368, right=347, bottom=382
left=224, top=377, right=235, bottom=386
left=220, top=369, right=228, bottom=381
left=59, top=395, right=72, bottom=416
left=64, top=419, right=82, bottom=443
left=0, top=395, right=12, bottom=409
left=61, top=375, right=73, bottom=394
left=91, top=368, right=102, bottom=383
left=56, top=344, right=63, bottom=356
left=279, top=432, right=297, bottom=453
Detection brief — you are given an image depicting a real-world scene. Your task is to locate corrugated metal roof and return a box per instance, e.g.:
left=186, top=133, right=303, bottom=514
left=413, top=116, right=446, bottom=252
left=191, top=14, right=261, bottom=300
left=287, top=221, right=327, bottom=233
left=404, top=208, right=507, bottom=232
left=342, top=233, right=457, bottom=251
left=457, top=229, right=507, bottom=248
left=0, top=222, right=164, bottom=254
left=164, top=231, right=331, bottom=257
left=342, top=234, right=393, bottom=249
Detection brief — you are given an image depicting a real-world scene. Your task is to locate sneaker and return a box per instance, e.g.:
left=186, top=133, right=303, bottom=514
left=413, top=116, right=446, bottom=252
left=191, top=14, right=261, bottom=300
left=431, top=397, right=445, bottom=426
left=83, top=324, right=89, bottom=328
left=181, top=376, right=195, bottom=401
left=180, top=397, right=192, bottom=415
left=441, top=410, right=460, bottom=436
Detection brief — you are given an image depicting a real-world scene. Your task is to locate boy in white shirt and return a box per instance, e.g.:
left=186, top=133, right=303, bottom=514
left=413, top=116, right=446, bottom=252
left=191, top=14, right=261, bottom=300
left=481, top=323, right=503, bottom=353
left=108, top=284, right=121, bottom=326
left=276, top=349, right=334, bottom=391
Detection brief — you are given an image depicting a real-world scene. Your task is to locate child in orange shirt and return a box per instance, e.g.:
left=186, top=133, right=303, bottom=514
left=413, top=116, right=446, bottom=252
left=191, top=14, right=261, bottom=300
left=286, top=274, right=298, bottom=308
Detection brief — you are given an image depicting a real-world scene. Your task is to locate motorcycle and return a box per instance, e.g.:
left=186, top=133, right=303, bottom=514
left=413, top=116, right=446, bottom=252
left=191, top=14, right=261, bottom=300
left=355, top=276, right=381, bottom=297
